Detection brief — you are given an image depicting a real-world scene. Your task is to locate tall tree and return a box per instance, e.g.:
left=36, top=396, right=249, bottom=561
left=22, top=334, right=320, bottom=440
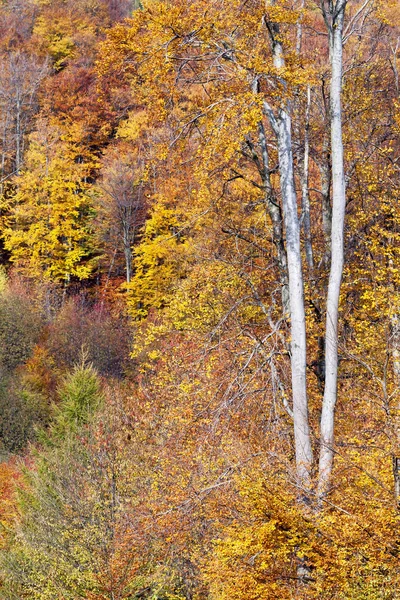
left=2, top=119, right=98, bottom=282
left=318, top=0, right=348, bottom=500
left=262, top=12, right=313, bottom=491
left=97, top=144, right=146, bottom=284
left=0, top=52, right=46, bottom=186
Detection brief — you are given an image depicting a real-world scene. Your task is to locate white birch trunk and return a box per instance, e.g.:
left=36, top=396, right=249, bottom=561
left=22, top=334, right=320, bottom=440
left=279, top=108, right=313, bottom=490
left=265, top=30, right=313, bottom=489
left=318, top=0, right=347, bottom=500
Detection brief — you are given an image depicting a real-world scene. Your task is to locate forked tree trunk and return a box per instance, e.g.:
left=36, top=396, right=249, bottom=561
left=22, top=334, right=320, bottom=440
left=264, top=20, right=313, bottom=490
left=318, top=0, right=347, bottom=501
left=278, top=104, right=313, bottom=491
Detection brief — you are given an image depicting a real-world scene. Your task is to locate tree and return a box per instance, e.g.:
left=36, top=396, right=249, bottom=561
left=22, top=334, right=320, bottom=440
left=2, top=119, right=98, bottom=282
left=318, top=0, right=348, bottom=500
left=262, top=7, right=313, bottom=493
left=127, top=199, right=192, bottom=320
left=0, top=0, right=399, bottom=597
left=0, top=51, right=47, bottom=186
left=44, top=298, right=131, bottom=378
left=97, top=143, right=146, bottom=283
left=0, top=379, right=156, bottom=600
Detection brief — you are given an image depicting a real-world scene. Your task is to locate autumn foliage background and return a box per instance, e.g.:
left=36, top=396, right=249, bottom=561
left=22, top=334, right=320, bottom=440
left=0, top=0, right=399, bottom=598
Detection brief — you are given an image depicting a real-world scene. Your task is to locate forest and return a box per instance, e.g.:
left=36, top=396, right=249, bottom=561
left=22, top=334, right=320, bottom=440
left=0, top=0, right=399, bottom=598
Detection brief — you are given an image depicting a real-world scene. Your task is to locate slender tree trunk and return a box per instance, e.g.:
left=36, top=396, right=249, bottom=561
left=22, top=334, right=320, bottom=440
left=124, top=239, right=132, bottom=283
left=264, top=21, right=313, bottom=490
left=301, top=85, right=314, bottom=273
left=390, top=311, right=400, bottom=502
left=319, top=133, right=332, bottom=268
left=295, top=5, right=314, bottom=274
left=15, top=95, right=21, bottom=172
left=258, top=121, right=290, bottom=315
left=318, top=0, right=347, bottom=500
left=0, top=117, right=9, bottom=196
left=277, top=106, right=313, bottom=490
left=392, top=313, right=400, bottom=386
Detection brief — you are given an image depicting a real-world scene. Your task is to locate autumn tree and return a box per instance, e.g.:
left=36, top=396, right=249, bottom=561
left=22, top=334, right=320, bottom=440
left=0, top=51, right=47, bottom=187
left=2, top=119, right=98, bottom=282
left=96, top=143, right=146, bottom=283
left=0, top=373, right=168, bottom=600
left=0, top=0, right=399, bottom=598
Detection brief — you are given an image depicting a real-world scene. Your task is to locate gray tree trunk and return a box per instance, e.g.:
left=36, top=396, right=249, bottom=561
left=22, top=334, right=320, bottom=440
left=318, top=0, right=347, bottom=500
left=264, top=23, right=313, bottom=490
left=123, top=230, right=133, bottom=283
left=319, top=133, right=332, bottom=268
left=390, top=312, right=400, bottom=502
left=277, top=106, right=313, bottom=490
left=301, top=85, right=314, bottom=273
left=258, top=121, right=290, bottom=315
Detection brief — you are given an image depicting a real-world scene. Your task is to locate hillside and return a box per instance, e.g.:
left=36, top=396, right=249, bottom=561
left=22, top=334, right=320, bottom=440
left=0, top=0, right=399, bottom=598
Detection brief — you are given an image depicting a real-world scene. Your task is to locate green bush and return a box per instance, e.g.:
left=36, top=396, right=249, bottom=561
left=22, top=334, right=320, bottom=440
left=49, top=358, right=104, bottom=441
left=0, top=377, right=50, bottom=456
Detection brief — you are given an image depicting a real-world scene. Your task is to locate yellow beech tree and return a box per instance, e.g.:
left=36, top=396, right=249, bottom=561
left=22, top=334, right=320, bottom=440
left=127, top=198, right=193, bottom=320
left=1, top=120, right=97, bottom=282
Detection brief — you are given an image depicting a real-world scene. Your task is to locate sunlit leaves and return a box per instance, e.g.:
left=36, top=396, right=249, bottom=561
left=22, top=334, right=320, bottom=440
left=2, top=120, right=98, bottom=281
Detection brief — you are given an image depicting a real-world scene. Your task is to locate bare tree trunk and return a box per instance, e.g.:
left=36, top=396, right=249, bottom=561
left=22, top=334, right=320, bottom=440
left=392, top=314, right=400, bottom=385
left=278, top=106, right=313, bottom=491
left=123, top=232, right=133, bottom=283
left=258, top=121, right=290, bottom=315
left=0, top=112, right=10, bottom=196
left=264, top=20, right=313, bottom=490
left=15, top=95, right=21, bottom=172
left=301, top=85, right=314, bottom=273
left=390, top=312, right=400, bottom=502
left=0, top=52, right=46, bottom=178
left=295, top=8, right=314, bottom=275
left=319, top=133, right=332, bottom=268
left=393, top=457, right=400, bottom=503
left=318, top=0, right=347, bottom=501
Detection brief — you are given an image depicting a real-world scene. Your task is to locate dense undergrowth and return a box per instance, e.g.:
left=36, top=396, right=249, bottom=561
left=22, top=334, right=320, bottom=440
left=0, top=0, right=399, bottom=598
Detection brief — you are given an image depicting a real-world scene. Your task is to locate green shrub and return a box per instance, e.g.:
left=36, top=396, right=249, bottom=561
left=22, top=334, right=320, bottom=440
left=50, top=358, right=104, bottom=441
left=0, top=377, right=49, bottom=456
